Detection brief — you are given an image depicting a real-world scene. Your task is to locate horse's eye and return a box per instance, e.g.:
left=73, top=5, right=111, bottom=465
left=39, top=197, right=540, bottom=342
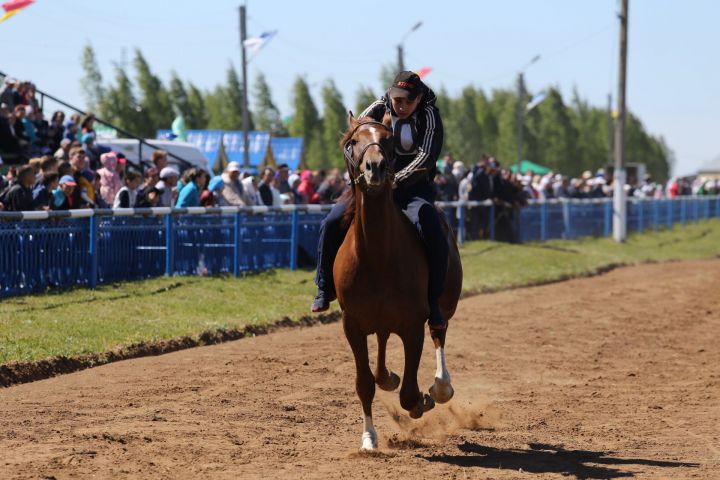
left=350, top=139, right=358, bottom=146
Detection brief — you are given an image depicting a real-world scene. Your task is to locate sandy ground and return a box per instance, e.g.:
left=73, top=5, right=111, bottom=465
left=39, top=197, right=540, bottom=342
left=1, top=259, right=719, bottom=480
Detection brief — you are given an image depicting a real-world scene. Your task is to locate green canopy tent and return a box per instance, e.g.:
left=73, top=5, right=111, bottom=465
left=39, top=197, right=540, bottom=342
left=510, top=159, right=551, bottom=175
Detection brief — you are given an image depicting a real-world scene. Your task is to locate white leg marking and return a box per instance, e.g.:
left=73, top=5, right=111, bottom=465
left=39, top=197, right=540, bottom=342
left=361, top=413, right=378, bottom=451
left=435, top=346, right=451, bottom=384
left=430, top=346, right=454, bottom=404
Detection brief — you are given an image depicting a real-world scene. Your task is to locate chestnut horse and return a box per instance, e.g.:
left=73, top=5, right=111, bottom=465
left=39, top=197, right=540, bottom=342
left=334, top=113, right=463, bottom=450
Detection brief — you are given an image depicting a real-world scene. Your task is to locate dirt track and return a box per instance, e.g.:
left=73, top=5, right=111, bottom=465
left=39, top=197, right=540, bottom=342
left=1, top=260, right=719, bottom=479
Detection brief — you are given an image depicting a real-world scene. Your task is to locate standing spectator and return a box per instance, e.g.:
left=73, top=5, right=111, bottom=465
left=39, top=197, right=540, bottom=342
left=151, top=149, right=168, bottom=170
left=296, top=170, right=320, bottom=204
left=32, top=172, right=59, bottom=210
left=97, top=151, right=122, bottom=206
left=3, top=165, right=35, bottom=211
left=316, top=170, right=344, bottom=204
left=241, top=175, right=260, bottom=206
left=275, top=163, right=292, bottom=195
left=51, top=175, right=77, bottom=210
left=81, top=133, right=102, bottom=170
left=176, top=168, right=206, bottom=207
left=220, top=161, right=245, bottom=206
left=156, top=167, right=179, bottom=207
left=258, top=167, right=275, bottom=206
left=113, top=171, right=142, bottom=208
left=201, top=176, right=226, bottom=207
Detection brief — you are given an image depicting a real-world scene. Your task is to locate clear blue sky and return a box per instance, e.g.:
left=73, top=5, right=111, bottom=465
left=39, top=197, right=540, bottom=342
left=2, top=0, right=718, bottom=176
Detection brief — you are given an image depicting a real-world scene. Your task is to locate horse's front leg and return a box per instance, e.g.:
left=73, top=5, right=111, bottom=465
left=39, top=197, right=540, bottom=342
left=401, top=322, right=435, bottom=419
left=343, top=314, right=377, bottom=450
left=429, top=329, right=454, bottom=403
left=375, top=331, right=400, bottom=391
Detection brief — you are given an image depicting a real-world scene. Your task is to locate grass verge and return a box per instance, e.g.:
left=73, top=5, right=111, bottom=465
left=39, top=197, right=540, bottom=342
left=2, top=219, right=719, bottom=367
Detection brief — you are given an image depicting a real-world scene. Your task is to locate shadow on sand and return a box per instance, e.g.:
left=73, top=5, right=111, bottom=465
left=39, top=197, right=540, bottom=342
left=423, top=442, right=699, bottom=479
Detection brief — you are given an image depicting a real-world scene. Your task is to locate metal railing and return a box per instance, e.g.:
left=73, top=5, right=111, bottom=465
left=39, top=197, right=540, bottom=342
left=0, top=196, right=718, bottom=299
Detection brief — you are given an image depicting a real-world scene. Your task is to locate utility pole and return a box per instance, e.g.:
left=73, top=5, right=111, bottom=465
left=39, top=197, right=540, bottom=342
left=239, top=5, right=250, bottom=171
left=607, top=93, right=613, bottom=167
left=516, top=72, right=525, bottom=176
left=397, top=44, right=404, bottom=72
left=613, top=0, right=629, bottom=242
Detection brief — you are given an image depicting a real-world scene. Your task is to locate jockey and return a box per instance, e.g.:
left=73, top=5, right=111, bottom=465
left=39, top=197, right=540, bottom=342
left=311, top=70, right=449, bottom=331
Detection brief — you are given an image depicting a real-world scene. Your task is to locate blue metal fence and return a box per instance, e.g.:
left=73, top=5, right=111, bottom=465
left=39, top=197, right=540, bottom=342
left=0, top=196, right=718, bottom=298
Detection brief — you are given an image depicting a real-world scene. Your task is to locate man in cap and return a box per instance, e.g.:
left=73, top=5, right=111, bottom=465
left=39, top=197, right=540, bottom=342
left=156, top=166, right=179, bottom=207
left=52, top=175, right=77, bottom=210
left=311, top=70, right=449, bottom=332
left=221, top=161, right=246, bottom=206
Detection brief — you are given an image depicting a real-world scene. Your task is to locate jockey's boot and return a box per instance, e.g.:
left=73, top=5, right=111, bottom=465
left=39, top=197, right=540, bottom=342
left=428, top=301, right=447, bottom=332
left=311, top=289, right=336, bottom=313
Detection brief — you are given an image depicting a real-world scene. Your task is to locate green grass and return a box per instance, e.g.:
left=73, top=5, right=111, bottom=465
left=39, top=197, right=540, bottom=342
left=2, top=219, right=719, bottom=364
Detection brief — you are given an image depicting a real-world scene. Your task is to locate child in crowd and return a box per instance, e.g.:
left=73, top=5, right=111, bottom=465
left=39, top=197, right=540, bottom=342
left=113, top=170, right=142, bottom=208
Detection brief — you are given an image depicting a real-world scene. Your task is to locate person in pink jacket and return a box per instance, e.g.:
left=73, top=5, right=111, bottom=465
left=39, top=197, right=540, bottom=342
left=97, top=152, right=122, bottom=206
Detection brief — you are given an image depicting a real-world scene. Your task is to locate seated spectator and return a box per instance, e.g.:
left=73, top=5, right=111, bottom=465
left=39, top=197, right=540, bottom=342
left=80, top=113, right=96, bottom=140
left=201, top=176, right=226, bottom=207
left=0, top=77, right=18, bottom=110
left=113, top=170, right=142, bottom=208
left=32, top=172, right=59, bottom=210
left=47, top=110, right=65, bottom=151
left=134, top=167, right=158, bottom=205
left=276, top=163, right=291, bottom=195
left=0, top=104, right=24, bottom=162
left=91, top=172, right=110, bottom=209
left=176, top=168, right=207, bottom=207
left=13, top=105, right=30, bottom=149
left=54, top=138, right=71, bottom=162
left=97, top=151, right=122, bottom=206
left=156, top=167, right=179, bottom=207
left=220, top=161, right=245, bottom=206
left=3, top=165, right=35, bottom=211
left=64, top=120, right=78, bottom=142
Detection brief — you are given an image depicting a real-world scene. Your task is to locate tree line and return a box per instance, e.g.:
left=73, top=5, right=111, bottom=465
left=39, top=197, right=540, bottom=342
left=80, top=45, right=672, bottom=180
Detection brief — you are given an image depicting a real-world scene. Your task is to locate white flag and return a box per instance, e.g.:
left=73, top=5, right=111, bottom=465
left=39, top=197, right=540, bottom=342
left=243, top=31, right=277, bottom=60
left=526, top=92, right=547, bottom=112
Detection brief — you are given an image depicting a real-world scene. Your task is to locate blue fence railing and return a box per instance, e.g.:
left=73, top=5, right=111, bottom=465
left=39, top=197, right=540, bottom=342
left=0, top=196, right=718, bottom=298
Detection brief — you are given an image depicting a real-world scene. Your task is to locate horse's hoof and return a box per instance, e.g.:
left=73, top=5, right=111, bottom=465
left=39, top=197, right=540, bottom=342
left=361, top=431, right=378, bottom=451
left=429, top=378, right=454, bottom=404
left=377, top=372, right=400, bottom=392
left=408, top=394, right=435, bottom=419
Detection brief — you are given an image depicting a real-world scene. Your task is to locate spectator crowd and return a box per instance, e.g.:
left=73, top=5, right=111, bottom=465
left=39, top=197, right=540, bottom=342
left=1, top=75, right=718, bottom=232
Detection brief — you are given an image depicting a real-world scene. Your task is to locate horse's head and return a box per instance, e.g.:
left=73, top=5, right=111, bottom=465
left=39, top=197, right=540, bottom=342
left=341, top=112, right=394, bottom=194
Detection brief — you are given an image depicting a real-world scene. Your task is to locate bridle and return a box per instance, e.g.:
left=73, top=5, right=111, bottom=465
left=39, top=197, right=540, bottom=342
left=343, top=121, right=394, bottom=186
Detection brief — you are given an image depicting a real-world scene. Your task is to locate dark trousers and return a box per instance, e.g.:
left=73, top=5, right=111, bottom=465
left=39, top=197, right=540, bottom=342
left=315, top=191, right=449, bottom=305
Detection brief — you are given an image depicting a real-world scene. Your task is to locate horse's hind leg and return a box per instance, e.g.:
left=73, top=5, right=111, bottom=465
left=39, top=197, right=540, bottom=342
left=400, top=323, right=435, bottom=419
left=429, top=329, right=454, bottom=403
left=375, top=331, right=400, bottom=391
left=343, top=316, right=377, bottom=450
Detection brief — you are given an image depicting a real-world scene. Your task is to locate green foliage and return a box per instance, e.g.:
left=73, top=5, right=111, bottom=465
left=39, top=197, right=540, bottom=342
left=80, top=44, right=104, bottom=111
left=185, top=82, right=208, bottom=129
left=444, top=85, right=483, bottom=164
left=98, top=64, right=144, bottom=135
left=354, top=85, right=377, bottom=117
left=252, top=72, right=286, bottom=136
left=320, top=79, right=348, bottom=169
left=206, top=65, right=254, bottom=131
left=133, top=49, right=173, bottom=137
left=288, top=76, right=322, bottom=168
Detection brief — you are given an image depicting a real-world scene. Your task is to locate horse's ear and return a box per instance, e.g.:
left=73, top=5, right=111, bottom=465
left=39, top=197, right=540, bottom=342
left=382, top=111, right=392, bottom=129
left=347, top=110, right=357, bottom=128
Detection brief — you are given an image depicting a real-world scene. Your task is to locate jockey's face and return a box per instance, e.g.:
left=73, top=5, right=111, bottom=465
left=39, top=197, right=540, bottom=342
left=390, top=94, right=422, bottom=119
